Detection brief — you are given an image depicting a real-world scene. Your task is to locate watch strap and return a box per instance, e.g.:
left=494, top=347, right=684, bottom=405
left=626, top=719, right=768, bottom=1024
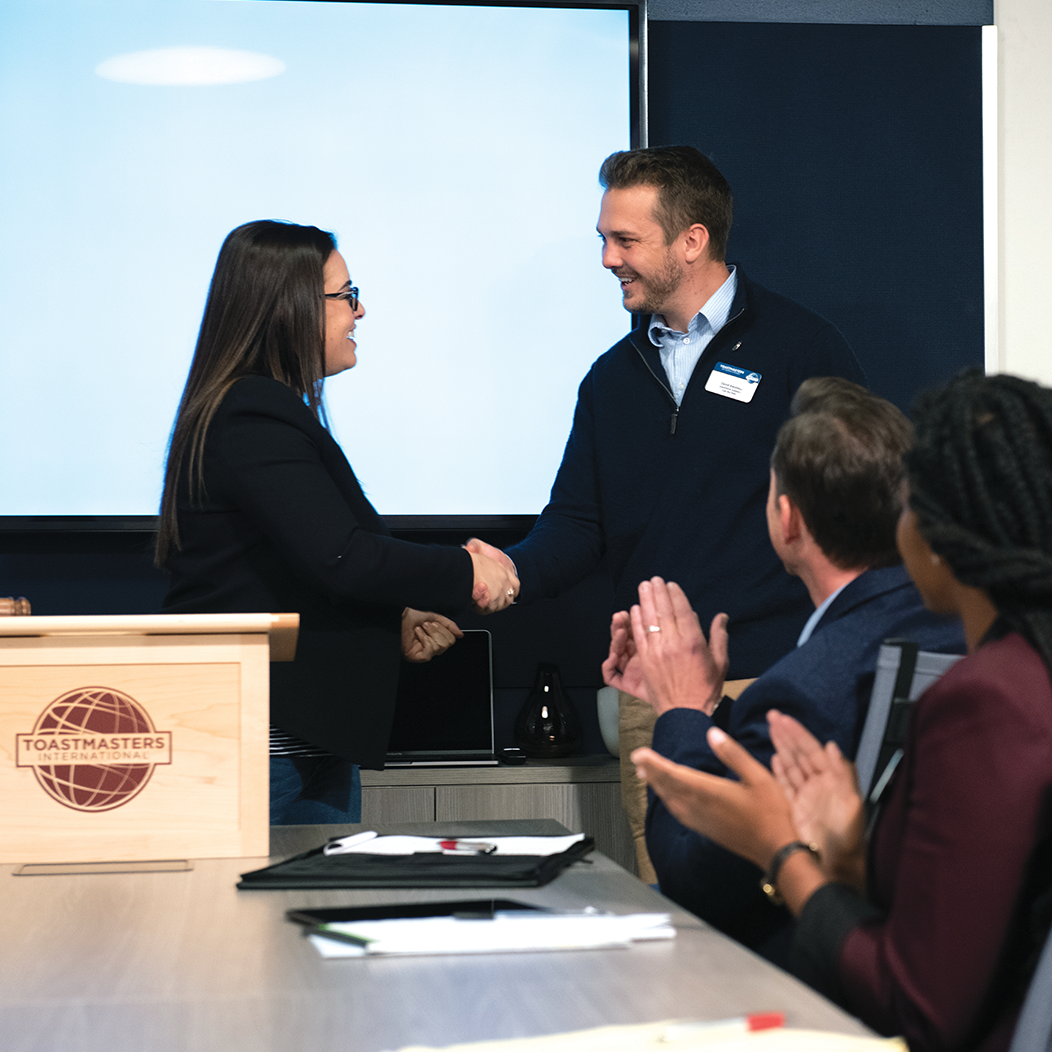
left=761, top=840, right=821, bottom=905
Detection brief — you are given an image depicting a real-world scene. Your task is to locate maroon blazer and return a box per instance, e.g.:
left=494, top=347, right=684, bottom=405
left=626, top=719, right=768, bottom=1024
left=163, top=376, right=474, bottom=769
left=795, top=631, right=1052, bottom=1050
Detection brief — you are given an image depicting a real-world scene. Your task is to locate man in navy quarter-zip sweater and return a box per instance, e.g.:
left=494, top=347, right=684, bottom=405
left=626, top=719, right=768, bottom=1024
left=467, top=146, right=865, bottom=878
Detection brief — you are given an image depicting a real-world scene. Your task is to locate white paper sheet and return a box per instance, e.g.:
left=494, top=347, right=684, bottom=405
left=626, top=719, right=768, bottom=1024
left=386, top=1021, right=907, bottom=1052
left=308, top=910, right=674, bottom=957
left=323, top=831, right=587, bottom=857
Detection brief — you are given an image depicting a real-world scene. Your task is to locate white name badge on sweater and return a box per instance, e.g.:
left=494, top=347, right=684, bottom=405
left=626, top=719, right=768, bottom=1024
left=704, top=361, right=762, bottom=403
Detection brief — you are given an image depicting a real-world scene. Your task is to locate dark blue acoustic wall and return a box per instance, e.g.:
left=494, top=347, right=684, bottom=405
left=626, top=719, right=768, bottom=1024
left=647, top=21, right=985, bottom=412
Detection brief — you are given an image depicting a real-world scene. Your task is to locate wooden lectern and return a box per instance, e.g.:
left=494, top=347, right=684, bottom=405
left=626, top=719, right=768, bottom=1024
left=0, top=613, right=298, bottom=865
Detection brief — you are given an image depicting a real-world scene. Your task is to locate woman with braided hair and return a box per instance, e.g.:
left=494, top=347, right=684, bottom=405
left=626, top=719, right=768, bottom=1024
left=629, top=370, right=1052, bottom=1050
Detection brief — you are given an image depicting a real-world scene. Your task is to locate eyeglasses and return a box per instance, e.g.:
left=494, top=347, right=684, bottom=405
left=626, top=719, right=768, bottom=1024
left=324, top=286, right=359, bottom=311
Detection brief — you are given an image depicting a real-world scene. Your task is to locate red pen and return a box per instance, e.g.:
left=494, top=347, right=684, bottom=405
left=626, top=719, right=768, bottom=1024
left=659, top=1012, right=785, bottom=1042
left=439, top=839, right=497, bottom=854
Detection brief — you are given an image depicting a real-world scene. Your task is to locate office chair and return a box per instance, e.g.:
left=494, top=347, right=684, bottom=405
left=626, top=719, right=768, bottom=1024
left=856, top=640, right=963, bottom=801
left=1009, top=920, right=1052, bottom=1052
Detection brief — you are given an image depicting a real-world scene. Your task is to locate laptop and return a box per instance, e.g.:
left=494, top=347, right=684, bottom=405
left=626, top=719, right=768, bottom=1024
left=385, top=629, right=497, bottom=766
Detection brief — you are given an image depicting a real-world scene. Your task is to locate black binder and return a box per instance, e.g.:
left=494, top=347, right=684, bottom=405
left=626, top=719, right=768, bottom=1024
left=237, top=836, right=595, bottom=890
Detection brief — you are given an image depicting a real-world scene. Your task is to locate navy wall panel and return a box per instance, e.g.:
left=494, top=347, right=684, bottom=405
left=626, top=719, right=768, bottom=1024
left=647, top=21, right=985, bottom=412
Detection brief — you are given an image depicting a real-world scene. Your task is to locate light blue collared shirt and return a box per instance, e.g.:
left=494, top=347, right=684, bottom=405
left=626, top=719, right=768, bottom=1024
left=647, top=265, right=737, bottom=406
left=796, top=582, right=849, bottom=648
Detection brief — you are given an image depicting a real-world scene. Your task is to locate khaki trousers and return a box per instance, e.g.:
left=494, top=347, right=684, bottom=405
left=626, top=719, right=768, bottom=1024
left=617, top=690, right=659, bottom=883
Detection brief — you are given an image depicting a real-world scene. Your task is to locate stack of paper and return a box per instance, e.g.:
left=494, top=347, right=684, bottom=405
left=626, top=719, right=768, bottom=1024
left=323, top=831, right=586, bottom=856
left=308, top=910, right=673, bottom=958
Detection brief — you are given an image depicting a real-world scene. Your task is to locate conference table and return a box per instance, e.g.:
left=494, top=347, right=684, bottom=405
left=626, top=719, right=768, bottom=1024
left=0, top=820, right=873, bottom=1052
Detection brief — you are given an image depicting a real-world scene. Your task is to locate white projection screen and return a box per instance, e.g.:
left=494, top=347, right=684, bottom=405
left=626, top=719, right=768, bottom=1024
left=0, top=0, right=636, bottom=522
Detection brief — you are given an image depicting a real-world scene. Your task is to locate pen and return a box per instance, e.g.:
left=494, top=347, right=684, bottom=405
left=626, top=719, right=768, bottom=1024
left=305, top=924, right=373, bottom=949
left=323, top=830, right=378, bottom=855
left=659, top=1012, right=785, bottom=1042
left=439, top=839, right=497, bottom=854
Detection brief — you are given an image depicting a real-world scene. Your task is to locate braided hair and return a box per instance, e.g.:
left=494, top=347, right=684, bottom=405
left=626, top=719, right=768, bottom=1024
left=906, top=369, right=1052, bottom=676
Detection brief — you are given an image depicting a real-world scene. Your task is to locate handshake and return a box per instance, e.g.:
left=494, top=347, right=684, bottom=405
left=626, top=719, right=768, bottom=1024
left=464, top=537, right=519, bottom=615
left=400, top=538, right=518, bottom=666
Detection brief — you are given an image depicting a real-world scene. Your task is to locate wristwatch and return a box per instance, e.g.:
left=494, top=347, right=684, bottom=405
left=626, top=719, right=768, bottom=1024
left=760, top=840, right=821, bottom=905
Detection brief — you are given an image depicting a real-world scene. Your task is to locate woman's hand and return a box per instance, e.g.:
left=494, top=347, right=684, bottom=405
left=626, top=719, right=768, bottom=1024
left=631, top=728, right=796, bottom=871
left=401, top=608, right=463, bottom=663
left=623, top=577, right=728, bottom=715
left=769, top=710, right=866, bottom=890
left=466, top=548, right=519, bottom=614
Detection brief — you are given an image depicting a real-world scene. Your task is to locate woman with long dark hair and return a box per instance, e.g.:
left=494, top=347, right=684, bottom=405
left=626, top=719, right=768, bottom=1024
left=158, top=221, right=517, bottom=823
left=628, top=371, right=1052, bottom=1050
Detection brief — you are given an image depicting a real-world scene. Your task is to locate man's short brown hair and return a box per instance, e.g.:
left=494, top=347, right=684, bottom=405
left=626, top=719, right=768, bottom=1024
left=599, top=145, right=733, bottom=260
left=771, top=377, right=913, bottom=570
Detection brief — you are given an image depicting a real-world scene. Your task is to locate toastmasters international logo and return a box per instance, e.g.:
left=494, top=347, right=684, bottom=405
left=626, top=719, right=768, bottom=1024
left=16, top=687, right=172, bottom=811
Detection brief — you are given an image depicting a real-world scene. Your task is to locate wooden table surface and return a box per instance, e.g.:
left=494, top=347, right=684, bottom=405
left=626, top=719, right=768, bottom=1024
left=0, top=820, right=872, bottom=1052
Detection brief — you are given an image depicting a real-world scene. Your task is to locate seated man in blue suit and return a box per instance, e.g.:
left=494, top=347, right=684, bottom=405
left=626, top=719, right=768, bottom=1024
left=603, top=376, right=965, bottom=958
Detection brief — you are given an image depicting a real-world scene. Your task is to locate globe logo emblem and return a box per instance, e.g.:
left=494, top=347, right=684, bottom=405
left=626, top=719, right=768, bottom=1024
left=16, top=687, right=173, bottom=812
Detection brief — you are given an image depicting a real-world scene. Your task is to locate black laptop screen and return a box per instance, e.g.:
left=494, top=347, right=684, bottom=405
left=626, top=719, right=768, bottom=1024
left=387, top=629, right=494, bottom=760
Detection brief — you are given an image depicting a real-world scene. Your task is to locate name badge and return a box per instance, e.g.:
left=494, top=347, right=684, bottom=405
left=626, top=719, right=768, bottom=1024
left=704, top=361, right=762, bottom=404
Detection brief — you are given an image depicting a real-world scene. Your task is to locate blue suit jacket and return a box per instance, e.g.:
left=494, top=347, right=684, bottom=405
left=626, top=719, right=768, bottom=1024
left=647, top=564, right=965, bottom=954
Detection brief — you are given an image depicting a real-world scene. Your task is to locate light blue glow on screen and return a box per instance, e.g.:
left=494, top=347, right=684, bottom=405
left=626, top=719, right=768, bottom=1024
left=0, top=0, right=630, bottom=516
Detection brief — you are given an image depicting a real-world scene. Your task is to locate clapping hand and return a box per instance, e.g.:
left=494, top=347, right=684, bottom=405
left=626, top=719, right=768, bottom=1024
left=630, top=727, right=798, bottom=873
left=602, top=609, right=646, bottom=699
left=401, top=608, right=463, bottom=663
left=768, top=710, right=866, bottom=890
left=604, top=577, right=727, bottom=715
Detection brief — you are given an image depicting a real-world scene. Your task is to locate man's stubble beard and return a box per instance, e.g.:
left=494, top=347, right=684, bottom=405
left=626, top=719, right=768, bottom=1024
left=628, top=248, right=684, bottom=318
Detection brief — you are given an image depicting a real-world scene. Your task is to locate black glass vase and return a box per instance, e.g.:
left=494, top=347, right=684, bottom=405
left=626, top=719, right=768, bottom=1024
left=513, top=662, right=583, bottom=758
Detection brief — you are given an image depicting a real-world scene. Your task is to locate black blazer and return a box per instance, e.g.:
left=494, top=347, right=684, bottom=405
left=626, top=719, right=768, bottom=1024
left=163, top=376, right=473, bottom=768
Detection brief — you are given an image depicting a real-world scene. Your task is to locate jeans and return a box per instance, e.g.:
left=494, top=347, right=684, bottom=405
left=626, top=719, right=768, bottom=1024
left=269, top=753, right=362, bottom=825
